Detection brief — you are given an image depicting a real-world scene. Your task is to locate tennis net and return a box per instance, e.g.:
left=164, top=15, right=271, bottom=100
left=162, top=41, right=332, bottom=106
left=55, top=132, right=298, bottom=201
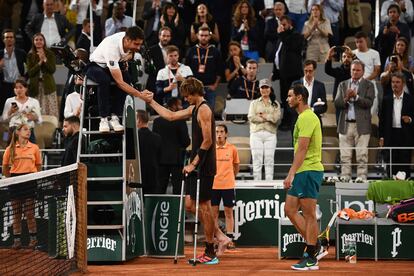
left=0, top=163, right=87, bottom=275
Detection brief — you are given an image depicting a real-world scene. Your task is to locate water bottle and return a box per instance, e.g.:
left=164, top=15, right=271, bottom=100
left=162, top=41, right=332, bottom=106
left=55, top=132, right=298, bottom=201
left=345, top=237, right=357, bottom=264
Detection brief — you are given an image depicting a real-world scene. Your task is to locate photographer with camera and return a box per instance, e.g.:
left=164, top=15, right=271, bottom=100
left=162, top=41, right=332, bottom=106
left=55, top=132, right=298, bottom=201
left=325, top=45, right=353, bottom=123
left=86, top=26, right=152, bottom=133
left=380, top=54, right=414, bottom=97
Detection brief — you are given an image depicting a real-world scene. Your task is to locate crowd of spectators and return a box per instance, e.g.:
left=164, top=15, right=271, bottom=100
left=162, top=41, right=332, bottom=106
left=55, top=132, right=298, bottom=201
left=2, top=0, right=414, bottom=181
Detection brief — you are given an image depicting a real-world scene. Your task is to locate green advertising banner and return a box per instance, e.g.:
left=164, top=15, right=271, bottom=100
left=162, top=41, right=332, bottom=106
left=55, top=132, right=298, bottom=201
left=87, top=231, right=123, bottom=262
left=126, top=188, right=146, bottom=259
left=278, top=219, right=306, bottom=258
left=377, top=219, right=414, bottom=259
left=234, top=187, right=286, bottom=246
left=337, top=220, right=376, bottom=259
left=144, top=194, right=184, bottom=257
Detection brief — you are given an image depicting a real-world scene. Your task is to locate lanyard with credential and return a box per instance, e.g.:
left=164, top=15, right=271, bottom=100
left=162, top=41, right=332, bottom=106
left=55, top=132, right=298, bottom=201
left=197, top=47, right=209, bottom=65
left=244, top=79, right=256, bottom=100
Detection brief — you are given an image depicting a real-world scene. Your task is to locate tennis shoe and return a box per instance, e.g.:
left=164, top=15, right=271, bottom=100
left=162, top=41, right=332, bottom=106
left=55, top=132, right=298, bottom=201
left=291, top=253, right=319, bottom=271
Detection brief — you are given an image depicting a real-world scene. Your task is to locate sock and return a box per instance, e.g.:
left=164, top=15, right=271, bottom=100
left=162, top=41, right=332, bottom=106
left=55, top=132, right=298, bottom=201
left=306, top=245, right=317, bottom=257
left=205, top=242, right=216, bottom=256
left=227, top=233, right=234, bottom=241
left=29, top=232, right=37, bottom=241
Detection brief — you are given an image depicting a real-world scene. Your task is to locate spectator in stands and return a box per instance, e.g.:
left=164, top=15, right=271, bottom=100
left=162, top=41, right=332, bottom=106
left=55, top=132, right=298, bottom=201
left=379, top=72, right=414, bottom=178
left=137, top=109, right=162, bottom=194
left=325, top=46, right=353, bottom=123
left=335, top=60, right=374, bottom=182
left=172, top=0, right=196, bottom=41
left=69, top=0, right=103, bottom=42
left=105, top=0, right=134, bottom=37
left=61, top=115, right=80, bottom=166
left=307, top=0, right=344, bottom=46
left=27, top=33, right=59, bottom=119
left=376, top=4, right=410, bottom=71
left=224, top=41, right=248, bottom=88
left=285, top=0, right=308, bottom=33
left=292, top=60, right=327, bottom=129
left=20, top=0, right=43, bottom=52
left=2, top=79, right=42, bottom=143
left=264, top=2, right=286, bottom=62
left=248, top=78, right=281, bottom=180
left=353, top=31, right=381, bottom=115
left=381, top=0, right=413, bottom=24
left=383, top=37, right=414, bottom=73
left=25, top=0, right=75, bottom=48
left=160, top=2, right=186, bottom=53
left=185, top=26, right=223, bottom=110
left=0, top=30, right=27, bottom=114
left=302, top=4, right=332, bottom=62
left=64, top=75, right=83, bottom=118
left=229, top=59, right=260, bottom=100
left=156, top=45, right=193, bottom=104
left=76, top=19, right=92, bottom=53
left=380, top=54, right=414, bottom=96
left=231, top=0, right=263, bottom=61
left=2, top=123, right=42, bottom=250
left=147, top=27, right=172, bottom=104
left=212, top=124, right=239, bottom=250
left=190, top=3, right=220, bottom=46
left=152, top=98, right=190, bottom=194
left=143, top=0, right=165, bottom=46
left=272, top=15, right=304, bottom=130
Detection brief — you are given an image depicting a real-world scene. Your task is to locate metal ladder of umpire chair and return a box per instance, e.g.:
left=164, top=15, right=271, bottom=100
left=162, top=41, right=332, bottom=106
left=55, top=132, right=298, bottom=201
left=76, top=76, right=146, bottom=262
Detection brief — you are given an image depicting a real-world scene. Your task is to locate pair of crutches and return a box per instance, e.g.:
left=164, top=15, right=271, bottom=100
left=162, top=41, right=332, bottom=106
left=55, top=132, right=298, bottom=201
left=174, top=173, right=200, bottom=266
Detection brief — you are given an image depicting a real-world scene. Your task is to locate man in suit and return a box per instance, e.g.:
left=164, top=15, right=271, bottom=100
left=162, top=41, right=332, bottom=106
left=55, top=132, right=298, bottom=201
left=335, top=60, right=375, bottom=182
left=264, top=2, right=286, bottom=61
left=146, top=26, right=172, bottom=104
left=0, top=30, right=26, bottom=114
left=25, top=0, right=75, bottom=48
left=152, top=98, right=190, bottom=194
left=76, top=19, right=91, bottom=53
left=379, top=72, right=414, bottom=178
left=137, top=109, right=162, bottom=194
left=292, top=60, right=327, bottom=130
left=272, top=15, right=304, bottom=130
left=143, top=0, right=165, bottom=47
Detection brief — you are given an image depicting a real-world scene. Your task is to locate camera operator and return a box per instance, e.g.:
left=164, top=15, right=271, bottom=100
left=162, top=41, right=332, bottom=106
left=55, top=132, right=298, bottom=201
left=325, top=45, right=353, bottom=123
left=380, top=54, right=414, bottom=97
left=86, top=26, right=152, bottom=133
left=58, top=48, right=89, bottom=123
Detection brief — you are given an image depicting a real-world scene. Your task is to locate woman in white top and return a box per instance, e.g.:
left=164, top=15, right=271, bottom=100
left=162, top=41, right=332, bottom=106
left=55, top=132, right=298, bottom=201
left=303, top=4, right=332, bottom=62
left=64, top=75, right=83, bottom=118
left=2, top=79, right=42, bottom=143
left=248, top=79, right=281, bottom=180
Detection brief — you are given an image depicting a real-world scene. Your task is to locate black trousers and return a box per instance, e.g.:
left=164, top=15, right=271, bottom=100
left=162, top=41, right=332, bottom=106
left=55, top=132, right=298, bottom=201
left=159, top=165, right=184, bottom=195
left=385, top=128, right=412, bottom=178
left=85, top=63, right=130, bottom=117
left=279, top=75, right=301, bottom=126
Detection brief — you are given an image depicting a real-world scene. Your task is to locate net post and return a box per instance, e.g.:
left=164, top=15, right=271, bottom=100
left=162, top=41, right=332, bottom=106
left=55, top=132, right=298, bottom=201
left=77, top=162, right=88, bottom=273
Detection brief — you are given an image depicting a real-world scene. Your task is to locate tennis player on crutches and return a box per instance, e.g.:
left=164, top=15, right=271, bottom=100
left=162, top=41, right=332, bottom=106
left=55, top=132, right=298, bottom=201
left=149, top=77, right=230, bottom=265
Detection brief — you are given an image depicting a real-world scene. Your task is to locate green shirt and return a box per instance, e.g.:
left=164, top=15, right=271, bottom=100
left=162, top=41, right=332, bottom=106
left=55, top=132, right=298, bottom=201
left=293, top=108, right=324, bottom=173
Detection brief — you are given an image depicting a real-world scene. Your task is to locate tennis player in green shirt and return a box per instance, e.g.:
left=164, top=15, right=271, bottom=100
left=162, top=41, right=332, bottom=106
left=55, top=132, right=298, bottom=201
left=283, top=84, right=324, bottom=271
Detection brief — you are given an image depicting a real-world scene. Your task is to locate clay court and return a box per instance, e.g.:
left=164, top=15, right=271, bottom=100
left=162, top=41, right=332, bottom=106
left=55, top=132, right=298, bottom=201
left=77, top=246, right=414, bottom=275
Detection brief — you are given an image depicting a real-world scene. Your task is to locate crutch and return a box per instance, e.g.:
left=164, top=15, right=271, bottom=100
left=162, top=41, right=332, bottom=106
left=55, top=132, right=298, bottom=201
left=173, top=174, right=187, bottom=264
left=188, top=178, right=200, bottom=266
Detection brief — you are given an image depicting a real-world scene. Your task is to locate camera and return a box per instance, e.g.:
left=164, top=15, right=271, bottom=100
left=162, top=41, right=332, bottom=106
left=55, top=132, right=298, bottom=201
left=50, top=42, right=88, bottom=76
left=333, top=46, right=347, bottom=61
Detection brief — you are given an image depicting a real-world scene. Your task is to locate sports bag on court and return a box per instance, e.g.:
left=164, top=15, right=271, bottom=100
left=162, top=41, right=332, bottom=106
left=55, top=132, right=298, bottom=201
left=387, top=198, right=414, bottom=223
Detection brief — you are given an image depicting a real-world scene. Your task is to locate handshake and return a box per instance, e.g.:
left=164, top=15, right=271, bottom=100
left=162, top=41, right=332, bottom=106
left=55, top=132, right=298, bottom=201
left=138, top=90, right=155, bottom=104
